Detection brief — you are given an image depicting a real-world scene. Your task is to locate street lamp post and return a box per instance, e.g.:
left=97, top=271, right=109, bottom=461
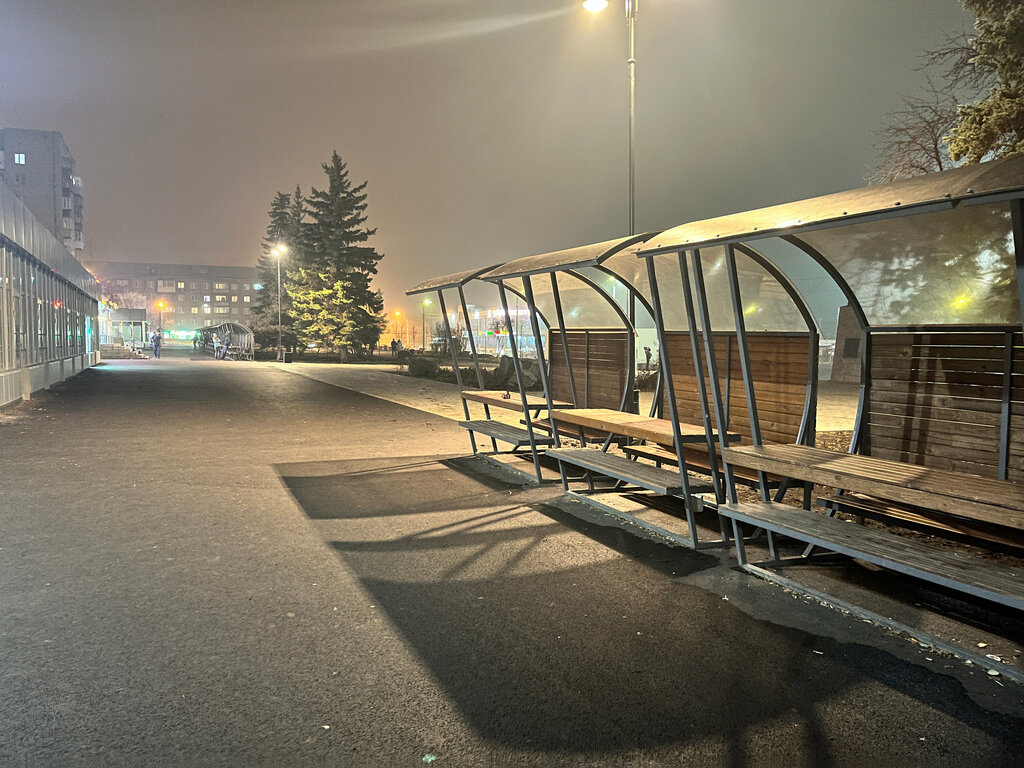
left=271, top=243, right=288, bottom=361
left=156, top=300, right=165, bottom=332
left=583, top=0, right=638, bottom=237
left=421, top=298, right=432, bottom=352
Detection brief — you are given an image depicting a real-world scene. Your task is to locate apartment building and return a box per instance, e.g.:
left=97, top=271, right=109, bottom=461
left=83, top=261, right=260, bottom=331
left=0, top=128, right=84, bottom=253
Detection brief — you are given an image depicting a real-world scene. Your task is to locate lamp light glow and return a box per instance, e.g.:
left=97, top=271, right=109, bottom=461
left=582, top=0, right=609, bottom=11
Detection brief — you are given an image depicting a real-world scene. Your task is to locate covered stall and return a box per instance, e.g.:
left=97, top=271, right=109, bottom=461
left=407, top=264, right=562, bottom=483
left=639, top=156, right=1024, bottom=623
left=196, top=322, right=254, bottom=360
left=481, top=233, right=781, bottom=548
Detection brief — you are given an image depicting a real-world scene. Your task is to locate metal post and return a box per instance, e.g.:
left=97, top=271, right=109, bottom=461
left=498, top=281, right=545, bottom=483
left=689, top=250, right=739, bottom=505
left=276, top=255, right=283, bottom=361
left=626, top=0, right=637, bottom=238
left=550, top=273, right=580, bottom=407
left=643, top=254, right=700, bottom=546
left=524, top=276, right=561, bottom=447
left=724, top=244, right=769, bottom=500
left=677, top=251, right=725, bottom=504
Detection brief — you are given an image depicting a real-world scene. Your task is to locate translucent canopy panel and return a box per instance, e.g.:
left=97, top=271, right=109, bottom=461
left=750, top=238, right=847, bottom=337
left=405, top=264, right=500, bottom=296
left=695, top=247, right=808, bottom=332
left=575, top=265, right=656, bottom=331
left=525, top=271, right=623, bottom=330
left=602, top=246, right=657, bottom=315
left=797, top=201, right=1019, bottom=326
left=647, top=248, right=808, bottom=332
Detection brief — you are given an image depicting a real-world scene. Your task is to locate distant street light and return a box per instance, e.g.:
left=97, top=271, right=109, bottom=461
left=271, top=243, right=289, bottom=361
left=583, top=0, right=638, bottom=237
left=156, top=300, right=165, bottom=331
left=422, top=298, right=432, bottom=352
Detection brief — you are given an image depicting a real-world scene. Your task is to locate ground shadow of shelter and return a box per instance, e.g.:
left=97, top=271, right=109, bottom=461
left=302, top=458, right=1024, bottom=764
left=274, top=455, right=521, bottom=519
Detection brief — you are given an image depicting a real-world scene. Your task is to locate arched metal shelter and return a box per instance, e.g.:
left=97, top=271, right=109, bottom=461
left=196, top=322, right=254, bottom=360
left=636, top=155, right=1024, bottom=641
left=407, top=263, right=558, bottom=483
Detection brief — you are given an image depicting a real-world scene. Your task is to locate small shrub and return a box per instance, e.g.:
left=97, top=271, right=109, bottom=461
left=636, top=369, right=659, bottom=391
left=408, top=356, right=439, bottom=378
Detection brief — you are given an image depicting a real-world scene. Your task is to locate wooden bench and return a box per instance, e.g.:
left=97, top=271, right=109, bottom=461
left=720, top=442, right=1024, bottom=609
left=621, top=443, right=797, bottom=490
left=547, top=448, right=712, bottom=496
left=719, top=501, right=1024, bottom=611
left=457, top=420, right=554, bottom=449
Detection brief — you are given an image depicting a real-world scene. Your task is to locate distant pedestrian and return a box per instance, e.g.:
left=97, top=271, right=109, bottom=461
left=193, top=331, right=201, bottom=350
left=644, top=346, right=652, bottom=369
left=219, top=328, right=232, bottom=360
left=150, top=330, right=162, bottom=359
left=396, top=339, right=404, bottom=361
left=390, top=338, right=398, bottom=358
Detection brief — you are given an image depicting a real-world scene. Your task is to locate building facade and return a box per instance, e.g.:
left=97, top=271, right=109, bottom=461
left=0, top=128, right=84, bottom=254
left=83, top=261, right=260, bottom=332
left=0, top=181, right=99, bottom=408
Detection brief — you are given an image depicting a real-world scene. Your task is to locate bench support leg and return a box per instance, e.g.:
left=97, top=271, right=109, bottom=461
left=732, top=519, right=748, bottom=566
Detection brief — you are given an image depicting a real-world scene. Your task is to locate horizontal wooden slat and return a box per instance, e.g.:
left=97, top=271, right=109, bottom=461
left=723, top=444, right=1024, bottom=529
left=719, top=501, right=1024, bottom=610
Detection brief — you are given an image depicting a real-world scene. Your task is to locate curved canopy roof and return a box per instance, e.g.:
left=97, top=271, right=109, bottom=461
left=640, top=155, right=1024, bottom=256
left=406, top=264, right=502, bottom=296
left=480, top=232, right=659, bottom=282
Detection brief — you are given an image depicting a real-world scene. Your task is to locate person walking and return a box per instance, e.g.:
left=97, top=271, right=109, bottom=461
left=390, top=338, right=398, bottom=358
left=219, top=328, right=232, bottom=360
left=150, top=330, right=162, bottom=359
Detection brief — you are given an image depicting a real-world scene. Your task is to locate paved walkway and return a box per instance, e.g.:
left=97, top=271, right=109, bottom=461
left=1, top=350, right=1022, bottom=766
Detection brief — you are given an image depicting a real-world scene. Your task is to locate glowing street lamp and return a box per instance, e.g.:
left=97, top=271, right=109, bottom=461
left=156, top=300, right=165, bottom=331
left=271, top=243, right=288, bottom=361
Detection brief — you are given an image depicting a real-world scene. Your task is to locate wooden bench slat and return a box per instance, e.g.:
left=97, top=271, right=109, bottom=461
left=458, top=420, right=554, bottom=448
left=722, top=444, right=1024, bottom=529
left=460, top=390, right=572, bottom=411
left=547, top=448, right=711, bottom=496
left=819, top=493, right=1024, bottom=550
left=719, top=501, right=1024, bottom=611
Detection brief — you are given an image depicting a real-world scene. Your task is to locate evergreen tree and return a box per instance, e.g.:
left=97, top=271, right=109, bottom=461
left=254, top=186, right=305, bottom=353
left=288, top=152, right=387, bottom=355
left=874, top=0, right=1024, bottom=179
left=948, top=0, right=1024, bottom=162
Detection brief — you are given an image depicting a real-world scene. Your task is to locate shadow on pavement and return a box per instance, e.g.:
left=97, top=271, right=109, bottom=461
left=280, top=454, right=1024, bottom=764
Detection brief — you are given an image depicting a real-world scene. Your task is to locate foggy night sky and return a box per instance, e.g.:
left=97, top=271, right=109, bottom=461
left=0, top=0, right=973, bottom=314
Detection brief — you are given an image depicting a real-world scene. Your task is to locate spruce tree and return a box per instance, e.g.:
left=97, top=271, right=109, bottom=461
left=288, top=152, right=386, bottom=355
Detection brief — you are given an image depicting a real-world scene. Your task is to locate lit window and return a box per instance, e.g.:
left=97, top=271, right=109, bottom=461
left=215, top=295, right=227, bottom=302
left=203, top=306, right=211, bottom=314
left=253, top=283, right=263, bottom=291
left=231, top=296, right=238, bottom=302
left=14, top=153, right=25, bottom=165
left=243, top=295, right=251, bottom=303
left=191, top=307, right=199, bottom=314
left=203, top=295, right=211, bottom=303
left=214, top=282, right=227, bottom=290
left=177, top=282, right=185, bottom=289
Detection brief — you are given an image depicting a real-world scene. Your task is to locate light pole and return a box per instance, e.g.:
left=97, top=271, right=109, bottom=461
left=156, top=300, right=165, bottom=332
left=271, top=243, right=288, bottom=361
left=583, top=0, right=637, bottom=237
left=421, top=298, right=432, bottom=352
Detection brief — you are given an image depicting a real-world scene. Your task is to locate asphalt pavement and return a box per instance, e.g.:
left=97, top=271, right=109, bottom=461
left=2, top=346, right=1023, bottom=767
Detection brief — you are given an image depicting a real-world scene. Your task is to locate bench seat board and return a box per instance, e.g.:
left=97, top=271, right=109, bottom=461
left=719, top=501, right=1024, bottom=611
left=458, top=420, right=554, bottom=448
left=547, top=448, right=710, bottom=496
left=820, top=493, right=1024, bottom=550
left=552, top=408, right=732, bottom=445
left=460, top=390, right=572, bottom=411
left=723, top=444, right=1024, bottom=530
